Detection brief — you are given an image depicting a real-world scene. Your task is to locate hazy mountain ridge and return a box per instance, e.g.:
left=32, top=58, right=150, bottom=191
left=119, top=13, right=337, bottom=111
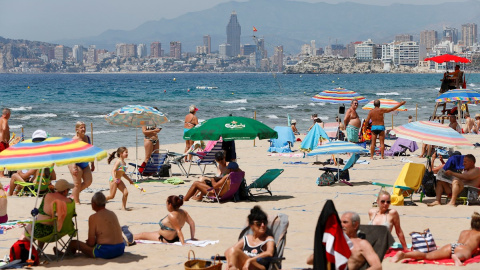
left=46, top=0, right=480, bottom=54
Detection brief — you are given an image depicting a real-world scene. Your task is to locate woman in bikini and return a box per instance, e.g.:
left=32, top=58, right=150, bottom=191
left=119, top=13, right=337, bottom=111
left=106, top=147, right=134, bottom=210
left=68, top=121, right=94, bottom=204
left=225, top=205, right=275, bottom=270
left=140, top=125, right=161, bottom=173
left=133, top=195, right=196, bottom=245
left=368, top=190, right=407, bottom=251
left=184, top=105, right=199, bottom=162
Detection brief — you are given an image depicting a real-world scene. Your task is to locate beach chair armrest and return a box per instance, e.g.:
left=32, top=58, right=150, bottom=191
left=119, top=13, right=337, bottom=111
left=257, top=257, right=285, bottom=264
left=128, top=162, right=145, bottom=169
left=319, top=167, right=338, bottom=172
left=371, top=182, right=394, bottom=188
left=394, top=185, right=413, bottom=191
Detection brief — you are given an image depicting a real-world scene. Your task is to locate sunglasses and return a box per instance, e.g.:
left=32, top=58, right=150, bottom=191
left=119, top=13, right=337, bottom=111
left=252, top=220, right=267, bottom=227
left=380, top=200, right=391, bottom=204
left=354, top=103, right=359, bottom=105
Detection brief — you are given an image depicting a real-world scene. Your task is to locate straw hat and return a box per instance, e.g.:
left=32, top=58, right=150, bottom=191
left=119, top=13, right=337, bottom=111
left=55, top=179, right=74, bottom=192
left=475, top=113, right=480, bottom=119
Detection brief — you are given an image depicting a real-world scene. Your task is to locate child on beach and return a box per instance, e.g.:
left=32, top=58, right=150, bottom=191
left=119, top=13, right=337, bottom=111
left=106, top=147, right=134, bottom=210
left=0, top=182, right=7, bottom=223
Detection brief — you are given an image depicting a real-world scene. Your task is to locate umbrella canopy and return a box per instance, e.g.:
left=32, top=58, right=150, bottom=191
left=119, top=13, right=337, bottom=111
left=424, top=54, right=471, bottom=64
left=362, top=98, right=407, bottom=111
left=300, top=124, right=330, bottom=152
left=105, top=105, right=168, bottom=127
left=0, top=137, right=108, bottom=170
left=311, top=88, right=369, bottom=104
left=392, top=121, right=473, bottom=149
left=183, top=116, right=277, bottom=141
left=435, top=89, right=480, bottom=104
left=307, top=141, right=369, bottom=156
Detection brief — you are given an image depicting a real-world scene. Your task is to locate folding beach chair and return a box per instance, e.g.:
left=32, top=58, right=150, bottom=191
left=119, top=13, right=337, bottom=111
left=384, top=138, right=418, bottom=157
left=24, top=200, right=78, bottom=261
left=372, top=163, right=425, bottom=206
left=247, top=169, right=284, bottom=197
left=204, top=171, right=245, bottom=203
left=318, top=153, right=360, bottom=186
left=15, top=167, right=54, bottom=197
left=129, top=150, right=170, bottom=181
left=189, top=140, right=223, bottom=176
left=166, top=151, right=190, bottom=177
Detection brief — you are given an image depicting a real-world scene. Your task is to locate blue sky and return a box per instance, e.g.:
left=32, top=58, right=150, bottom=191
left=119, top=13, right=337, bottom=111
left=0, top=0, right=468, bottom=42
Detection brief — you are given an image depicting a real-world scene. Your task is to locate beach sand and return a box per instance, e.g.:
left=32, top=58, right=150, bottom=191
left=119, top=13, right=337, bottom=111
left=2, top=135, right=480, bottom=269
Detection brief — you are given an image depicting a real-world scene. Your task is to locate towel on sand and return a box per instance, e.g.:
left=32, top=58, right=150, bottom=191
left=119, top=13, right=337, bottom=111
left=384, top=248, right=480, bottom=266
left=163, top=177, right=184, bottom=185
left=135, top=239, right=218, bottom=247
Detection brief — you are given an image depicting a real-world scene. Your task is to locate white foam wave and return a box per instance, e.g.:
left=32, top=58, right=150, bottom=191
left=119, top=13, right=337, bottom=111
left=309, top=102, right=325, bottom=106
left=222, top=99, right=247, bottom=104
left=9, top=125, right=23, bottom=129
left=319, top=116, right=329, bottom=121
left=266, top=115, right=278, bottom=119
left=89, top=115, right=106, bottom=118
left=401, top=98, right=412, bottom=100
left=10, top=106, right=32, bottom=111
left=376, top=92, right=399, bottom=96
left=62, top=129, right=126, bottom=136
left=19, top=113, right=57, bottom=120
left=469, top=83, right=476, bottom=87
left=279, top=105, right=298, bottom=109
left=227, top=107, right=246, bottom=111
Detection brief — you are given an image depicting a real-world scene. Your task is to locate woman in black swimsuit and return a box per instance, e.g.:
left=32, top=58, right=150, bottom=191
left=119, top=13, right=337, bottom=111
left=141, top=124, right=161, bottom=172
left=184, top=105, right=199, bottom=162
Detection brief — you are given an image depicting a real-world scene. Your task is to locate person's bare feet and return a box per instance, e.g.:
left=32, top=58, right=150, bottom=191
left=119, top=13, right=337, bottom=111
left=391, top=251, right=405, bottom=263
left=452, top=254, right=463, bottom=266
left=447, top=203, right=458, bottom=207
left=191, top=195, right=202, bottom=201
left=427, top=201, right=441, bottom=207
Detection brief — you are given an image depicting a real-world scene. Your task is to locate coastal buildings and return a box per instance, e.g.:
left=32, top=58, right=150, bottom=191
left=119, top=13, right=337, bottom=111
left=54, top=45, right=66, bottom=61
left=150, top=42, right=162, bottom=58
left=355, top=39, right=377, bottom=62
left=273, top=46, right=284, bottom=72
left=116, top=44, right=137, bottom=58
left=137, top=44, right=147, bottom=58
left=462, top=23, right=478, bottom=47
left=382, top=41, right=419, bottom=69
left=203, top=35, right=211, bottom=54
left=226, top=11, right=241, bottom=57
left=443, top=27, right=459, bottom=43
left=72, top=45, right=83, bottom=63
left=170, top=41, right=182, bottom=59
left=420, top=30, right=437, bottom=51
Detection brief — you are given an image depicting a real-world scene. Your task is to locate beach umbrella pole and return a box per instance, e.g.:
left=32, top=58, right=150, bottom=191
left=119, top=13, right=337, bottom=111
left=136, top=129, right=139, bottom=182
left=28, top=167, right=46, bottom=262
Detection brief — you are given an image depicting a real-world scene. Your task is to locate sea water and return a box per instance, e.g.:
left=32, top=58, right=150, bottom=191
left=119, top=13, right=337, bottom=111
left=1, top=73, right=479, bottom=150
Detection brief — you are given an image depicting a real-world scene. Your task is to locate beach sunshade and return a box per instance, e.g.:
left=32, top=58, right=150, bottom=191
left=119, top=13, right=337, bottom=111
left=311, top=88, right=368, bottom=104
left=362, top=98, right=407, bottom=111
left=300, top=124, right=330, bottom=152
left=105, top=105, right=168, bottom=127
left=0, top=137, right=107, bottom=170
left=392, top=121, right=473, bottom=149
left=424, top=54, right=471, bottom=64
left=183, top=116, right=277, bottom=141
left=435, top=89, right=480, bottom=104
left=307, top=141, right=369, bottom=156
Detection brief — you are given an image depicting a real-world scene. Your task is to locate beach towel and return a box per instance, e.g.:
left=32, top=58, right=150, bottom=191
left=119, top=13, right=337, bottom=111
left=283, top=161, right=308, bottom=165
left=0, top=220, right=29, bottom=233
left=267, top=153, right=305, bottom=158
left=135, top=239, right=219, bottom=247
left=384, top=248, right=480, bottom=266
left=356, top=160, right=370, bottom=164
left=163, top=177, right=184, bottom=185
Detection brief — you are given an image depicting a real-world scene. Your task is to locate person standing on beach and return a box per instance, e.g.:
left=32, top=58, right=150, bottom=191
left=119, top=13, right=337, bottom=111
left=365, top=100, right=406, bottom=159
left=344, top=100, right=361, bottom=142
left=68, top=121, right=94, bottom=204
left=184, top=105, right=199, bottom=162
left=0, top=108, right=11, bottom=178
left=464, top=113, right=476, bottom=134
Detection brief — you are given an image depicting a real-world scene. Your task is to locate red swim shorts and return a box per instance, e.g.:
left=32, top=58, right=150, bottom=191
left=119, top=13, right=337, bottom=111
left=0, top=142, right=8, bottom=152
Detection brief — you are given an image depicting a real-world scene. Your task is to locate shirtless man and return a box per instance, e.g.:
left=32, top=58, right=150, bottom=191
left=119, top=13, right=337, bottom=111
left=464, top=113, right=475, bottom=134
left=0, top=108, right=11, bottom=177
left=307, top=211, right=381, bottom=269
left=365, top=100, right=406, bottom=159
left=392, top=212, right=480, bottom=266
left=449, top=115, right=462, bottom=133
left=344, top=99, right=361, bottom=142
left=428, top=154, right=480, bottom=207
left=66, top=192, right=125, bottom=259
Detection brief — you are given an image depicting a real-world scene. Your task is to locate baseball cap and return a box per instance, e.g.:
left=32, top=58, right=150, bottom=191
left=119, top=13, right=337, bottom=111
left=32, top=129, right=48, bottom=142
left=227, top=162, right=239, bottom=170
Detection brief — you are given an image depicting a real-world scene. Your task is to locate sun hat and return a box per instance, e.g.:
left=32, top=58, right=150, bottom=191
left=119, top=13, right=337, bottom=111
left=32, top=129, right=48, bottom=142
left=227, top=162, right=239, bottom=170
left=291, top=119, right=296, bottom=124
left=475, top=113, right=480, bottom=119
left=189, top=105, right=199, bottom=113
left=55, top=179, right=74, bottom=192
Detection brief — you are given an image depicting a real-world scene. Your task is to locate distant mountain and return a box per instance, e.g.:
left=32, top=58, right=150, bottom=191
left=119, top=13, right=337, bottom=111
left=55, top=0, right=480, bottom=54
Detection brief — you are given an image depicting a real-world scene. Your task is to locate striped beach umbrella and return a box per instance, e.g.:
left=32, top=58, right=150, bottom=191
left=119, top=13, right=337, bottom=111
left=307, top=141, right=369, bottom=156
left=311, top=88, right=369, bottom=104
left=435, top=89, right=480, bottom=104
left=362, top=98, right=407, bottom=111
left=392, top=121, right=473, bottom=149
left=105, top=105, right=168, bottom=127
left=0, top=137, right=107, bottom=170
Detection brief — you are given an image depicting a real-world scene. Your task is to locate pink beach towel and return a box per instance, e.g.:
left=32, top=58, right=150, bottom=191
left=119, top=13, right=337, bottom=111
left=384, top=248, right=480, bottom=266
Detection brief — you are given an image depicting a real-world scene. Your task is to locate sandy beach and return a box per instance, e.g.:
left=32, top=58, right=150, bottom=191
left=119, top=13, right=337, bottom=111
left=2, top=135, right=480, bottom=270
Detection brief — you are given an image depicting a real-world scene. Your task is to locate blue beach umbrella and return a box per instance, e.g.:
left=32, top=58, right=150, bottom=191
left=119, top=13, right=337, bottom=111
left=307, top=141, right=369, bottom=156
left=300, top=124, right=330, bottom=152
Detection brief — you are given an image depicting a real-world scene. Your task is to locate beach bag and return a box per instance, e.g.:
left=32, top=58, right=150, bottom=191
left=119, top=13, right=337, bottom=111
left=410, top=229, right=437, bottom=253
left=234, top=178, right=250, bottom=201
left=9, top=240, right=39, bottom=266
left=184, top=250, right=222, bottom=270
left=317, top=172, right=335, bottom=186
left=422, top=170, right=436, bottom=197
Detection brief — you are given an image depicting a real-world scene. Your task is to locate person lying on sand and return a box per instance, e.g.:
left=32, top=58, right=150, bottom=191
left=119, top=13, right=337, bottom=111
left=392, top=212, right=480, bottom=266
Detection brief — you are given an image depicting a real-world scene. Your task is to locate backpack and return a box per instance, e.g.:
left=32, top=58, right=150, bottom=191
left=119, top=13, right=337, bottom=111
left=234, top=178, right=250, bottom=201
left=422, top=169, right=436, bottom=197
left=10, top=240, right=39, bottom=266
left=316, top=172, right=335, bottom=186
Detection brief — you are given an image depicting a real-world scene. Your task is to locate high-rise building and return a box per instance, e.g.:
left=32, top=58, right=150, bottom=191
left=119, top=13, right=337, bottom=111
left=395, top=34, right=413, bottom=43
left=382, top=41, right=419, bottom=67
left=137, top=44, right=147, bottom=58
left=72, top=45, right=83, bottom=63
left=273, top=46, right=284, bottom=72
left=355, top=39, right=376, bottom=62
left=420, top=30, right=437, bottom=51
left=462, top=23, right=478, bottom=47
left=86, top=45, right=97, bottom=64
left=116, top=43, right=137, bottom=58
left=226, top=11, right=241, bottom=57
left=170, top=41, right=182, bottom=59
left=150, top=42, right=162, bottom=58
left=54, top=45, right=65, bottom=61
left=443, top=27, right=458, bottom=44
left=219, top=44, right=232, bottom=59
left=310, top=40, right=316, bottom=56
left=242, top=44, right=256, bottom=56
left=203, top=35, right=211, bottom=54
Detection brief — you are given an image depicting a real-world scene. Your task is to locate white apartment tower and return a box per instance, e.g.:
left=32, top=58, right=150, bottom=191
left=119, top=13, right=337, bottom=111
left=72, top=45, right=83, bottom=63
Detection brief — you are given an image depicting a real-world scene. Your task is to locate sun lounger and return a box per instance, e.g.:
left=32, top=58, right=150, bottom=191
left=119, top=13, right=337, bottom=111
left=247, top=169, right=284, bottom=197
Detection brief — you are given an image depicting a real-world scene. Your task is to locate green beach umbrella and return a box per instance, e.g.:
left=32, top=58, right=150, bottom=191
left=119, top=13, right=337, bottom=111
left=183, top=116, right=278, bottom=141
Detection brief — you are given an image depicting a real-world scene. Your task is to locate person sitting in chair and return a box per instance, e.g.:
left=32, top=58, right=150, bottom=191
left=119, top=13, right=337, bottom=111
left=194, top=151, right=229, bottom=198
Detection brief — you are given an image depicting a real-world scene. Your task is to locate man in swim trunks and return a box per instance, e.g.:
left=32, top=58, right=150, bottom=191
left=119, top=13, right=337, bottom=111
left=392, top=211, right=480, bottom=266
left=0, top=108, right=10, bottom=178
left=365, top=99, right=406, bottom=159
left=344, top=99, right=361, bottom=143
left=67, top=192, right=125, bottom=259
left=428, top=154, right=480, bottom=207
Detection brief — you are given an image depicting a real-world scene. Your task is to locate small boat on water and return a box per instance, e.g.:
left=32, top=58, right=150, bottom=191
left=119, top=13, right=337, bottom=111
left=195, top=86, right=218, bottom=90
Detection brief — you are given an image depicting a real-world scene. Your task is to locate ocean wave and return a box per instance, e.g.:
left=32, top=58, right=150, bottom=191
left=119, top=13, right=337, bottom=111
left=309, top=102, right=325, bottom=106
left=222, top=99, right=247, bottom=104
left=10, top=125, right=23, bottom=129
left=62, top=129, right=127, bottom=136
left=319, top=116, right=329, bottom=121
left=10, top=106, right=32, bottom=111
left=469, top=83, right=476, bottom=87
left=19, top=113, right=57, bottom=120
left=279, top=105, right=298, bottom=109
left=88, top=115, right=106, bottom=118
left=376, top=92, right=399, bottom=96
left=266, top=115, right=278, bottom=119
left=227, top=107, right=246, bottom=111
left=401, top=98, right=412, bottom=100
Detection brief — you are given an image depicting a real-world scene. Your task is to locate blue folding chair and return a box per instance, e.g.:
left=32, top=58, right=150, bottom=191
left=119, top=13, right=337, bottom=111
left=129, top=151, right=170, bottom=180
left=188, top=141, right=223, bottom=176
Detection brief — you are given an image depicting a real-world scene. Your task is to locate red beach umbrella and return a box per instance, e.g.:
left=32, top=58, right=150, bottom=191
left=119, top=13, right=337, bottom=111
left=424, top=54, right=471, bottom=64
